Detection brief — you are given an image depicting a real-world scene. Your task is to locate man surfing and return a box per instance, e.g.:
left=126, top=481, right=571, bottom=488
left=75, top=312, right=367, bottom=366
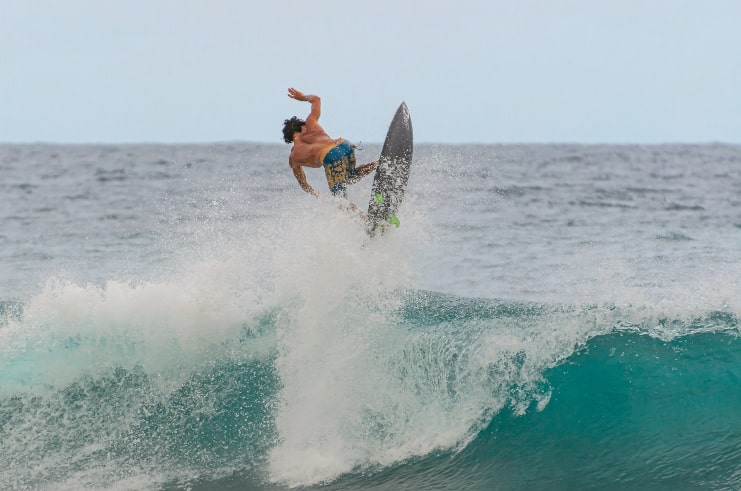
left=283, top=88, right=377, bottom=202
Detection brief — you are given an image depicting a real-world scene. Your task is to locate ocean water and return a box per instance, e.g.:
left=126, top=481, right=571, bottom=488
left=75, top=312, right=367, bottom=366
left=1, top=142, right=741, bottom=490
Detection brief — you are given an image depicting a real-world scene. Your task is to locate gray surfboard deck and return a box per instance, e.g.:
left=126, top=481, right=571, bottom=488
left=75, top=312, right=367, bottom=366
left=366, top=102, right=413, bottom=236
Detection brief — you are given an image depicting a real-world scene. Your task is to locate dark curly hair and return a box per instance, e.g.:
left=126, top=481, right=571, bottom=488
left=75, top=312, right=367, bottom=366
left=282, top=116, right=306, bottom=143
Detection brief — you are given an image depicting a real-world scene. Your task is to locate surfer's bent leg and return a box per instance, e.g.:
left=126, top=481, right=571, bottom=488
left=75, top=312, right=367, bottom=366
left=347, top=161, right=377, bottom=184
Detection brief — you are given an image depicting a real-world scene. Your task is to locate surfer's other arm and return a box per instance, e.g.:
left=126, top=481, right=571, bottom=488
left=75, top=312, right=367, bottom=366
left=289, top=157, right=319, bottom=197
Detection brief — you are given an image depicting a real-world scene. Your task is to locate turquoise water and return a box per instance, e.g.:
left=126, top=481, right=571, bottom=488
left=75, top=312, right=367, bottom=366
left=1, top=143, right=740, bottom=489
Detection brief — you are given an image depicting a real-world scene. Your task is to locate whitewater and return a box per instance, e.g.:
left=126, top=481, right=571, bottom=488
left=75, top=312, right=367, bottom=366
left=1, top=142, right=740, bottom=490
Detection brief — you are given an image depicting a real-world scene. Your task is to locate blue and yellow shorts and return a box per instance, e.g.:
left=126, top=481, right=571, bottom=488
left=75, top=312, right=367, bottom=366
left=320, top=139, right=357, bottom=197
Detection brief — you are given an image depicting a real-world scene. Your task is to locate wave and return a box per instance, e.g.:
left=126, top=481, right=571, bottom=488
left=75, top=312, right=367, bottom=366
left=2, top=269, right=740, bottom=490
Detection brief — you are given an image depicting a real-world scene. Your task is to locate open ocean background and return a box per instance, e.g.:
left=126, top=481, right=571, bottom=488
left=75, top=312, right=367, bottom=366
left=2, top=141, right=741, bottom=490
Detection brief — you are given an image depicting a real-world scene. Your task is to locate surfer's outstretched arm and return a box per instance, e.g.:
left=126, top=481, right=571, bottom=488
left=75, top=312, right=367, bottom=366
left=287, top=88, right=321, bottom=128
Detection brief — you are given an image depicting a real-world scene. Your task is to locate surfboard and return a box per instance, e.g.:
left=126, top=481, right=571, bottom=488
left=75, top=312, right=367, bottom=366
left=366, top=102, right=413, bottom=236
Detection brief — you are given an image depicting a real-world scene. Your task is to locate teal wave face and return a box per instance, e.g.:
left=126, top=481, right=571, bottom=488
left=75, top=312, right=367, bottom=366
left=319, top=331, right=741, bottom=491
left=2, top=288, right=741, bottom=490
left=473, top=331, right=741, bottom=490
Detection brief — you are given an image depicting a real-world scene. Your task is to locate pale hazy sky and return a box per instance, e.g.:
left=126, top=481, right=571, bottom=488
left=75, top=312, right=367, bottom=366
left=1, top=1, right=739, bottom=143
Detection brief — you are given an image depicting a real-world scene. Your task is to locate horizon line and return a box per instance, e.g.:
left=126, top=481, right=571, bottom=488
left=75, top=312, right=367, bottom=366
left=1, top=139, right=739, bottom=146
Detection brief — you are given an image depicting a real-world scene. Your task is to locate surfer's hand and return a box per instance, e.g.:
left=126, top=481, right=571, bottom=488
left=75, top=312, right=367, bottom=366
left=288, top=88, right=308, bottom=102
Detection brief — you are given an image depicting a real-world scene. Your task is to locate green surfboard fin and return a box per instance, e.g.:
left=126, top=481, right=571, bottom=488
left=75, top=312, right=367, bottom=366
left=374, top=192, right=400, bottom=227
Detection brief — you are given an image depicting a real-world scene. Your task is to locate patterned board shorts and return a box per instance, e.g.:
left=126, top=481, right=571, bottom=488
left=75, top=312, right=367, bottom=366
left=321, top=139, right=357, bottom=197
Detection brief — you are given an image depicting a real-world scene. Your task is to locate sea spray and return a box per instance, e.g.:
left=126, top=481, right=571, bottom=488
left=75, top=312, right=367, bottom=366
left=265, top=207, right=601, bottom=486
left=267, top=204, right=414, bottom=485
